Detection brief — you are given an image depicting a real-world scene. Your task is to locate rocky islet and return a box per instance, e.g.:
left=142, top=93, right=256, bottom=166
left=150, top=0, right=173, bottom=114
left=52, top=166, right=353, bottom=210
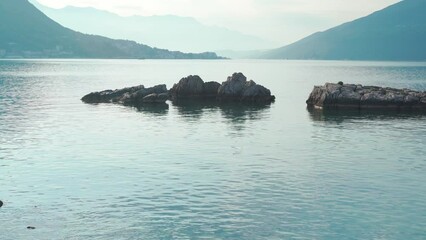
left=82, top=72, right=276, bottom=106
left=307, top=82, right=426, bottom=109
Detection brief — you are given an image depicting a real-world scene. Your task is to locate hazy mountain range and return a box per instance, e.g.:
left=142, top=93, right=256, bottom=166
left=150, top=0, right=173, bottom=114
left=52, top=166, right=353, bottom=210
left=0, top=0, right=220, bottom=59
left=2, top=0, right=425, bottom=60
left=261, top=0, right=426, bottom=61
left=30, top=1, right=275, bottom=53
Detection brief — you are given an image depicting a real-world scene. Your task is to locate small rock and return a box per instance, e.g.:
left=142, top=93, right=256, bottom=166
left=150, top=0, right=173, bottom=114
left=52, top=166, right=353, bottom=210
left=0, top=200, right=3, bottom=208
left=81, top=85, right=145, bottom=104
left=81, top=84, right=168, bottom=106
left=142, top=93, right=169, bottom=103
left=27, top=226, right=36, bottom=230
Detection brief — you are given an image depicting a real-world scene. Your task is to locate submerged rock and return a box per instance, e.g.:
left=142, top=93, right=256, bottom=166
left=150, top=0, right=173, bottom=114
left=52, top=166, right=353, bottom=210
left=307, top=83, right=426, bottom=109
left=81, top=84, right=168, bottom=105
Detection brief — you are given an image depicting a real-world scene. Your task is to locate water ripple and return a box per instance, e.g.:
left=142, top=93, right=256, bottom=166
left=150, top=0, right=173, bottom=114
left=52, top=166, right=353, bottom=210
left=1, top=60, right=426, bottom=239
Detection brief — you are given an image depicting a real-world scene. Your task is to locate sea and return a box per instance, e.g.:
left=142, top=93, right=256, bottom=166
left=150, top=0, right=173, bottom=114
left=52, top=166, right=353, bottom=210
left=0, top=59, right=426, bottom=239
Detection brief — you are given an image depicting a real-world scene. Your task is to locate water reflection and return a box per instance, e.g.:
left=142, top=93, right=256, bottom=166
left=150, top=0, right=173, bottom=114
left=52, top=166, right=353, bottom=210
left=218, top=102, right=271, bottom=122
left=170, top=100, right=217, bottom=120
left=307, top=107, right=426, bottom=123
left=171, top=100, right=272, bottom=131
left=219, top=103, right=272, bottom=133
left=136, top=103, right=169, bottom=115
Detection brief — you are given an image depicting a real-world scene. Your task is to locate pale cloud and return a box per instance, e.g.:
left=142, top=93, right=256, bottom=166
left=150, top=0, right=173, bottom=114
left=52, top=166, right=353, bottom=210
left=35, top=0, right=401, bottom=45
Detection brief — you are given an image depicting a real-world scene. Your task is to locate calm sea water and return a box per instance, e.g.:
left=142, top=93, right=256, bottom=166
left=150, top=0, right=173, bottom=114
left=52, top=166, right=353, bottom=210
left=1, top=59, right=426, bottom=240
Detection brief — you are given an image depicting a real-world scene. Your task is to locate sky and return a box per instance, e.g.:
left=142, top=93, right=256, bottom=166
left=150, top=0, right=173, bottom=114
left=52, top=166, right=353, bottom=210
left=35, top=0, right=401, bottom=46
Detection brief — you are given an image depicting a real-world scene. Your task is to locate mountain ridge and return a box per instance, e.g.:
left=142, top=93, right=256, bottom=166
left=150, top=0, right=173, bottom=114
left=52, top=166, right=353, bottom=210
left=0, top=0, right=221, bottom=59
left=261, top=0, right=426, bottom=61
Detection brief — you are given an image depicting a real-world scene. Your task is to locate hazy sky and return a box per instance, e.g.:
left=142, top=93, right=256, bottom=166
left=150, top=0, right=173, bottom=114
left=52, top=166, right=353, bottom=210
left=36, top=0, right=401, bottom=45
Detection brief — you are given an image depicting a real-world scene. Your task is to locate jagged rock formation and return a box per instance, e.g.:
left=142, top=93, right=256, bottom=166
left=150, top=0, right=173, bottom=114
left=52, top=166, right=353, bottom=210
left=307, top=83, right=426, bottom=109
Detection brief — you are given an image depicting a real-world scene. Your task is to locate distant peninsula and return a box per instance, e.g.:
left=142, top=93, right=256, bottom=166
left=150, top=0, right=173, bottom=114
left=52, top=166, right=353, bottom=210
left=0, top=0, right=221, bottom=59
left=261, top=0, right=426, bottom=61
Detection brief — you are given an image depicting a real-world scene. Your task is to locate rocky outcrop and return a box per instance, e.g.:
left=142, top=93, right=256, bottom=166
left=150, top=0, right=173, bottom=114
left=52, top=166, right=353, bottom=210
left=217, top=72, right=247, bottom=98
left=81, top=84, right=168, bottom=105
left=169, top=75, right=220, bottom=100
left=217, top=73, right=275, bottom=102
left=203, top=81, right=222, bottom=98
left=307, top=83, right=426, bottom=109
left=170, top=73, right=275, bottom=103
left=217, top=73, right=275, bottom=103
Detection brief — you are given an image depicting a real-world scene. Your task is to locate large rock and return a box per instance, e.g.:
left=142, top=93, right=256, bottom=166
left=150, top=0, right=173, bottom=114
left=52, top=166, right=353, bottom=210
left=169, top=75, right=220, bottom=100
left=217, top=73, right=275, bottom=103
left=307, top=83, right=426, bottom=109
left=203, top=81, right=221, bottom=98
left=82, top=84, right=168, bottom=105
left=217, top=72, right=247, bottom=99
left=241, top=80, right=274, bottom=102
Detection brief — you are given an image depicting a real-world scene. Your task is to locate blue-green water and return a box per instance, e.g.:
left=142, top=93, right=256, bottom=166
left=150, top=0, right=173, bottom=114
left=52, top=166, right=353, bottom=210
left=1, top=60, right=426, bottom=239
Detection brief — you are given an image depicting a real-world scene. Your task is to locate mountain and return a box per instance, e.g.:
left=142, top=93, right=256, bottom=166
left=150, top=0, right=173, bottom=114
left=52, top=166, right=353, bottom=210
left=30, top=1, right=275, bottom=53
left=261, top=0, right=426, bottom=61
left=0, top=0, right=220, bottom=59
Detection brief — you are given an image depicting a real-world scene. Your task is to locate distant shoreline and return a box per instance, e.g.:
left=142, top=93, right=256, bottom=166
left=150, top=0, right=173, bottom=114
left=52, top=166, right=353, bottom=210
left=2, top=58, right=426, bottom=64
